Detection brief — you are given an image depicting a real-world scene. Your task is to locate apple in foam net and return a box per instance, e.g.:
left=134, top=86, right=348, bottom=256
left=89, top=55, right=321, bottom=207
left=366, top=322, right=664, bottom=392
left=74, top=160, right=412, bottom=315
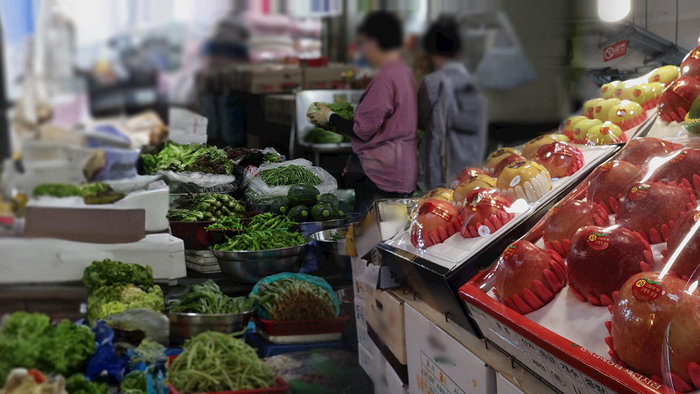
left=616, top=182, right=696, bottom=244
left=608, top=272, right=700, bottom=392
left=583, top=98, right=603, bottom=119
left=681, top=46, right=700, bottom=80
left=533, top=141, right=583, bottom=178
left=562, top=116, right=589, bottom=140
left=567, top=225, right=653, bottom=306
left=593, top=98, right=621, bottom=122
left=410, top=199, right=461, bottom=248
left=492, top=240, right=566, bottom=314
left=662, top=208, right=700, bottom=280
left=460, top=189, right=513, bottom=238
left=485, top=147, right=522, bottom=174
left=650, top=148, right=700, bottom=198
left=648, top=65, right=681, bottom=85
left=543, top=199, right=609, bottom=258
left=616, top=137, right=683, bottom=167
left=571, top=118, right=602, bottom=143
left=586, top=122, right=624, bottom=145
left=453, top=174, right=496, bottom=205
left=452, top=166, right=487, bottom=187
left=587, top=160, right=643, bottom=214
left=658, top=76, right=700, bottom=122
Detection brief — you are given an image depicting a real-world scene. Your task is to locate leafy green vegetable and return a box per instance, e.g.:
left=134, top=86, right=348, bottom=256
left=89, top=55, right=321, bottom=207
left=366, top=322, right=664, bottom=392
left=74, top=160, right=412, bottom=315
left=258, top=165, right=321, bottom=186
left=87, top=284, right=165, bottom=323
left=171, top=193, right=246, bottom=222
left=133, top=338, right=167, bottom=365
left=121, top=370, right=148, bottom=394
left=33, top=184, right=82, bottom=197
left=82, top=259, right=154, bottom=292
left=66, top=374, right=108, bottom=394
left=306, top=127, right=344, bottom=144
left=80, top=182, right=112, bottom=197
left=141, top=141, right=233, bottom=175
left=251, top=277, right=336, bottom=321
left=213, top=230, right=307, bottom=251
left=0, top=313, right=95, bottom=386
left=170, top=280, right=253, bottom=314
left=308, top=102, right=354, bottom=132
left=167, top=332, right=275, bottom=393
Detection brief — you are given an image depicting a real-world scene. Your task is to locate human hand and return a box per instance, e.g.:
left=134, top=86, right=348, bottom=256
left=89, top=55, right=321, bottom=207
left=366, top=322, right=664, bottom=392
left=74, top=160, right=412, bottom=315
left=313, top=102, right=333, bottom=125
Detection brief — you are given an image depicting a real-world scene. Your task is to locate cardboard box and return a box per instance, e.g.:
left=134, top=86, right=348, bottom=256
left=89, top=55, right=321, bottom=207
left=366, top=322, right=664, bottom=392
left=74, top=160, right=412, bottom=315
left=405, top=303, right=496, bottom=394
left=351, top=257, right=367, bottom=300
left=366, top=289, right=406, bottom=365
left=302, top=63, right=353, bottom=89
left=496, top=373, right=526, bottom=394
left=235, top=65, right=302, bottom=94
left=354, top=296, right=367, bottom=329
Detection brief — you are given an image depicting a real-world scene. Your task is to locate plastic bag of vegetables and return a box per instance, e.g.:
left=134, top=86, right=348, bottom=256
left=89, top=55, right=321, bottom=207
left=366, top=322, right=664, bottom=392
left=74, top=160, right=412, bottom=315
left=249, top=273, right=340, bottom=321
left=245, top=158, right=337, bottom=200
left=306, top=102, right=354, bottom=132
left=158, top=171, right=237, bottom=194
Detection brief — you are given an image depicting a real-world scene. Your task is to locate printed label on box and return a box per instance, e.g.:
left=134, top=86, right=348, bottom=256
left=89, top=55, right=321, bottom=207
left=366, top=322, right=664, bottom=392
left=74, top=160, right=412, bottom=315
left=417, top=351, right=467, bottom=394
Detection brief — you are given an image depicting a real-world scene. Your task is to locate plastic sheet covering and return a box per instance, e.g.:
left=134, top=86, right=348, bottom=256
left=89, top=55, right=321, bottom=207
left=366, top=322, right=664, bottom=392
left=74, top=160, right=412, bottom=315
left=159, top=170, right=237, bottom=194
left=245, top=159, right=337, bottom=199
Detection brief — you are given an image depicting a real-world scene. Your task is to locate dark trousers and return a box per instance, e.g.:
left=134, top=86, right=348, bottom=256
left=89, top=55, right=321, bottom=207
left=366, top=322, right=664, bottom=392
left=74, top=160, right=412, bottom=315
left=346, top=154, right=413, bottom=215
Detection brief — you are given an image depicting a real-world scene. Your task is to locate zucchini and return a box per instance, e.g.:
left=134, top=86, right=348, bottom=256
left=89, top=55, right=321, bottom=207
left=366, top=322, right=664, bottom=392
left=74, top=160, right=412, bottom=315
left=270, top=197, right=290, bottom=215
left=318, top=193, right=340, bottom=211
left=288, top=184, right=320, bottom=206
left=288, top=205, right=310, bottom=222
left=311, top=203, right=335, bottom=221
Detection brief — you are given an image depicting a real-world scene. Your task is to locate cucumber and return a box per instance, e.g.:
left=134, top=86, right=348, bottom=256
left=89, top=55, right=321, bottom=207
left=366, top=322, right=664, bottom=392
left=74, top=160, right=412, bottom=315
left=318, top=193, right=340, bottom=211
left=270, top=197, right=290, bottom=215
left=288, top=205, right=310, bottom=222
left=336, top=209, right=345, bottom=219
left=288, top=184, right=320, bottom=206
left=311, top=203, right=335, bottom=221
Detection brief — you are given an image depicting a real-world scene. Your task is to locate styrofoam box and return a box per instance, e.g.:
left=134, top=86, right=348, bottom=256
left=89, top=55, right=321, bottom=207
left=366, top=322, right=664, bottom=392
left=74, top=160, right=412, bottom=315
left=359, top=341, right=381, bottom=381
left=355, top=296, right=367, bottom=329
left=357, top=326, right=373, bottom=356
left=351, top=257, right=367, bottom=300
left=374, top=350, right=409, bottom=394
left=405, top=303, right=496, bottom=394
left=496, top=373, right=526, bottom=394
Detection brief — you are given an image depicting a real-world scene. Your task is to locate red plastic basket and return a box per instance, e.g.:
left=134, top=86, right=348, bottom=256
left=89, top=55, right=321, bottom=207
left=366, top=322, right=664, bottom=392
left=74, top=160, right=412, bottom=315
left=253, top=313, right=350, bottom=336
left=170, top=220, right=214, bottom=249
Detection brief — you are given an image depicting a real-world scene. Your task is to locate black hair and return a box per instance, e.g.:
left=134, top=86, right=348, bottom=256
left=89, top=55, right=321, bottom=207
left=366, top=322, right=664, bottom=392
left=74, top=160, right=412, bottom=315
left=423, top=16, right=461, bottom=57
left=358, top=11, right=403, bottom=50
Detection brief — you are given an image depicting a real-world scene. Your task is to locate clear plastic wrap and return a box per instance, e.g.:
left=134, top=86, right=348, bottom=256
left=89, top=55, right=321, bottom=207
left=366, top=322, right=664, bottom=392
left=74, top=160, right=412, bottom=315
left=159, top=170, right=237, bottom=194
left=469, top=131, right=700, bottom=392
left=244, top=158, right=338, bottom=199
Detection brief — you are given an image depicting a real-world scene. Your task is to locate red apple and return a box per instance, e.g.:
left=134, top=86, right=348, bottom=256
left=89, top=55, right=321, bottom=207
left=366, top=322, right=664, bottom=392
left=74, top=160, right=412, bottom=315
left=411, top=199, right=462, bottom=248
left=460, top=189, right=513, bottom=238
left=662, top=208, right=700, bottom=280
left=567, top=225, right=653, bottom=305
left=616, top=182, right=696, bottom=244
left=492, top=240, right=566, bottom=314
left=608, top=272, right=700, bottom=392
left=681, top=46, right=700, bottom=80
left=533, top=141, right=584, bottom=179
left=452, top=166, right=487, bottom=188
left=493, top=154, right=527, bottom=177
left=650, top=148, right=700, bottom=198
left=543, top=199, right=609, bottom=258
left=658, top=76, right=700, bottom=122
left=617, top=137, right=684, bottom=167
left=587, top=160, right=643, bottom=214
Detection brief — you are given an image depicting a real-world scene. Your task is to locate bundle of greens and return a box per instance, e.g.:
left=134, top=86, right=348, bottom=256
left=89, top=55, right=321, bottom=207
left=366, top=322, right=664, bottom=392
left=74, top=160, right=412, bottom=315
left=205, top=216, right=244, bottom=231
left=252, top=277, right=336, bottom=321
left=258, top=165, right=321, bottom=187
left=32, top=182, right=124, bottom=204
left=121, top=371, right=147, bottom=394
left=141, top=141, right=233, bottom=175
left=33, top=184, right=82, bottom=197
left=213, top=229, right=307, bottom=252
left=306, top=127, right=348, bottom=144
left=167, top=332, right=276, bottom=393
left=262, top=152, right=283, bottom=164
left=170, top=280, right=253, bottom=314
left=83, top=259, right=154, bottom=292
left=65, top=374, right=108, bottom=394
left=0, top=313, right=95, bottom=385
left=246, top=213, right=296, bottom=232
left=169, top=193, right=246, bottom=222
left=82, top=259, right=164, bottom=323
left=307, top=102, right=354, bottom=132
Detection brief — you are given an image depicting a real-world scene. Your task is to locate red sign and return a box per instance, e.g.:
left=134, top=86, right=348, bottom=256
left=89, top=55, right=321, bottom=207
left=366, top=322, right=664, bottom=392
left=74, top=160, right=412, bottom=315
left=603, top=40, right=627, bottom=62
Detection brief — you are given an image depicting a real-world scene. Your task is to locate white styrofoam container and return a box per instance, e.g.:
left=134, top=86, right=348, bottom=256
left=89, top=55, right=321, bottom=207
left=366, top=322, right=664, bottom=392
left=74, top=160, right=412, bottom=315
left=359, top=341, right=381, bottom=381
left=496, top=373, right=526, bottom=394
left=351, top=257, right=367, bottom=300
left=406, top=303, right=496, bottom=394
left=374, top=351, right=409, bottom=394
left=0, top=233, right=186, bottom=283
left=355, top=296, right=367, bottom=329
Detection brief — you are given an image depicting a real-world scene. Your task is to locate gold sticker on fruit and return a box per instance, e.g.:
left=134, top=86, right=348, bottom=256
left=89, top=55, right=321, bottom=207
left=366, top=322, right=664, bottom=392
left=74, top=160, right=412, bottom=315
left=632, top=278, right=662, bottom=302
left=587, top=232, right=611, bottom=251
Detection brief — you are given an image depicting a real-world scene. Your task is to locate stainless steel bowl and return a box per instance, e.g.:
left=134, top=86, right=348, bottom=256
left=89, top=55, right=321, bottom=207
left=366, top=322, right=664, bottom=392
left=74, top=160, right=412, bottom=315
left=298, top=212, right=361, bottom=235
left=168, top=311, right=252, bottom=346
left=212, top=243, right=308, bottom=283
left=309, top=227, right=351, bottom=276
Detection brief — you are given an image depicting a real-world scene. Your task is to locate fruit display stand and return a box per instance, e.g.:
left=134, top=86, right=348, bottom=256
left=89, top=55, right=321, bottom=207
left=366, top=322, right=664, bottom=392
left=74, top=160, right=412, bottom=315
left=378, top=144, right=620, bottom=335
left=458, top=135, right=700, bottom=394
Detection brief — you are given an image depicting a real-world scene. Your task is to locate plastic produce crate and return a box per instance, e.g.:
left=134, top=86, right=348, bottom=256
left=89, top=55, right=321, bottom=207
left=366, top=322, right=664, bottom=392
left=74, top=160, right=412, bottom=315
left=168, top=378, right=290, bottom=394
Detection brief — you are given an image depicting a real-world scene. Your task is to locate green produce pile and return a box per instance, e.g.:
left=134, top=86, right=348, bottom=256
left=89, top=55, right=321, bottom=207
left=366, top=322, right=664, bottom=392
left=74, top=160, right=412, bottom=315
left=168, top=193, right=246, bottom=222
left=82, top=259, right=164, bottom=323
left=66, top=374, right=108, bottom=394
left=252, top=277, right=336, bottom=321
left=306, top=127, right=350, bottom=144
left=263, top=152, right=283, bottom=163
left=214, top=229, right=307, bottom=252
left=258, top=165, right=321, bottom=186
left=330, top=233, right=343, bottom=241
left=205, top=216, right=244, bottom=231
left=167, top=332, right=276, bottom=393
left=246, top=212, right=296, bottom=232
left=170, top=280, right=253, bottom=314
left=34, top=182, right=114, bottom=197
left=308, top=102, right=355, bottom=132
left=141, top=141, right=234, bottom=175
left=283, top=185, right=344, bottom=222
left=121, top=370, right=147, bottom=394
left=0, top=312, right=95, bottom=385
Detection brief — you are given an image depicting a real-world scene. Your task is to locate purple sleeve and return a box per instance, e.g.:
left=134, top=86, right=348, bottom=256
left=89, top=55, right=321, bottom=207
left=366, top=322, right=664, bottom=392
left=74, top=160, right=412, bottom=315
left=352, top=77, right=394, bottom=141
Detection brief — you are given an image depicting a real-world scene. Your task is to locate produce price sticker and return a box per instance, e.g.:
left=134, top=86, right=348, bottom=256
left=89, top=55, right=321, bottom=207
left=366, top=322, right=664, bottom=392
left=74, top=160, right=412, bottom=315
left=417, top=351, right=467, bottom=394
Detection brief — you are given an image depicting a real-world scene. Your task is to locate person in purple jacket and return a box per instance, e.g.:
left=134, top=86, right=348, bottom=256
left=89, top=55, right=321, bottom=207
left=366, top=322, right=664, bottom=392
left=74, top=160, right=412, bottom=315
left=309, top=12, right=418, bottom=214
